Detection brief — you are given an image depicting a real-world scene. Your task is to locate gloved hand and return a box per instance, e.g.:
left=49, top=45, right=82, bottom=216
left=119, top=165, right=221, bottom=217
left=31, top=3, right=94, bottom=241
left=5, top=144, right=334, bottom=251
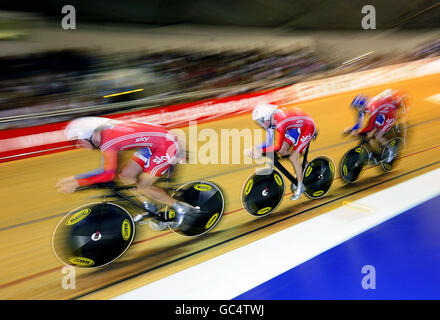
left=56, top=176, right=79, bottom=193
left=342, top=127, right=352, bottom=136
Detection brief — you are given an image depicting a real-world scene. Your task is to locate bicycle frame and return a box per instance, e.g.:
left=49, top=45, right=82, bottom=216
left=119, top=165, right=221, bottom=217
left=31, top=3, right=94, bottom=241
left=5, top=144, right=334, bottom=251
left=267, top=143, right=311, bottom=186
left=79, top=166, right=179, bottom=219
left=356, top=133, right=381, bottom=160
left=80, top=183, right=156, bottom=218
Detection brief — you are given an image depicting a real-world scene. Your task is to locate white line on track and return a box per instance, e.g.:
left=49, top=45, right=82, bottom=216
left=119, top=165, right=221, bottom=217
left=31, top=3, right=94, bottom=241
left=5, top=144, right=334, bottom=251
left=425, top=93, right=440, bottom=104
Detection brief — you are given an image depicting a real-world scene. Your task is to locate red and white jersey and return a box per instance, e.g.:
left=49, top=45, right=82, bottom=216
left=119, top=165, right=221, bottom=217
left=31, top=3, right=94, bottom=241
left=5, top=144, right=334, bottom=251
left=261, top=106, right=315, bottom=154
left=99, top=120, right=177, bottom=153
left=360, top=94, right=398, bottom=133
left=75, top=120, right=179, bottom=186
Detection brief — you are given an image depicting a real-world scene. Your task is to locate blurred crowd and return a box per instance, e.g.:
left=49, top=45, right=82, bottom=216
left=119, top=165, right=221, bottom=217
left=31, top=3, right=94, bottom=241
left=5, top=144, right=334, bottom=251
left=322, top=38, right=440, bottom=77
left=0, top=37, right=439, bottom=130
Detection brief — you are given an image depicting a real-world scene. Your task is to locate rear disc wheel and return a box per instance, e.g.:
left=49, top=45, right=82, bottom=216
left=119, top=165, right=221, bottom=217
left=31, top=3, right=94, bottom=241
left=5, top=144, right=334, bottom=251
left=168, top=181, right=225, bottom=237
left=303, top=156, right=335, bottom=199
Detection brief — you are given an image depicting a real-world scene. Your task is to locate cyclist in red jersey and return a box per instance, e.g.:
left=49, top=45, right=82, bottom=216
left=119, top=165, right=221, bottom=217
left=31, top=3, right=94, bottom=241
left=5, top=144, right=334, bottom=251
left=55, top=117, right=195, bottom=230
left=346, top=89, right=409, bottom=163
left=246, top=103, right=316, bottom=201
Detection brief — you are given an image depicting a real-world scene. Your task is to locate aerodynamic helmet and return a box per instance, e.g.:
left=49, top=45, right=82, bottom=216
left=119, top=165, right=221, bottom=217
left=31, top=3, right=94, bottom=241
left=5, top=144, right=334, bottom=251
left=64, top=117, right=111, bottom=142
left=252, top=103, right=278, bottom=128
left=351, top=94, right=369, bottom=112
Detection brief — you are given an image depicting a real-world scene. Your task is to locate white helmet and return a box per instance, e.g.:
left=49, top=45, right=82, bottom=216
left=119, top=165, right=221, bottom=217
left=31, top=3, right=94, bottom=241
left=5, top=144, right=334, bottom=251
left=64, top=117, right=111, bottom=141
left=252, top=103, right=278, bottom=127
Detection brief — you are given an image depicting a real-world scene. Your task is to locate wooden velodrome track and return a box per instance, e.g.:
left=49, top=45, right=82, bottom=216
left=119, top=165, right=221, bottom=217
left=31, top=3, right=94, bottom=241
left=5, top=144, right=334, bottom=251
left=0, top=74, right=439, bottom=300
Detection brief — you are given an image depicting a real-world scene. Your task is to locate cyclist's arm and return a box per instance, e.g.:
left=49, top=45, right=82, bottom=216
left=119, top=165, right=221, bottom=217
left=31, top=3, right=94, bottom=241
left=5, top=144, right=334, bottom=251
left=261, top=127, right=285, bottom=153
left=75, top=150, right=118, bottom=187
left=358, top=112, right=375, bottom=134
left=255, top=129, right=274, bottom=151
left=347, top=112, right=364, bottom=133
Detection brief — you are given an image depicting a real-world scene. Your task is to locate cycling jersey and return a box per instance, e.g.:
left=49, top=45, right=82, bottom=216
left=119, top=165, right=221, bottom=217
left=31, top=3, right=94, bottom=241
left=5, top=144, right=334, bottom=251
left=75, top=120, right=179, bottom=186
left=258, top=107, right=315, bottom=154
left=359, top=96, right=398, bottom=135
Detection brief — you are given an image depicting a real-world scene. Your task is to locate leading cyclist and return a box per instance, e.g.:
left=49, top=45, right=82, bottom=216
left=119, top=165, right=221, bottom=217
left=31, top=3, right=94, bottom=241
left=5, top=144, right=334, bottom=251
left=55, top=117, right=196, bottom=230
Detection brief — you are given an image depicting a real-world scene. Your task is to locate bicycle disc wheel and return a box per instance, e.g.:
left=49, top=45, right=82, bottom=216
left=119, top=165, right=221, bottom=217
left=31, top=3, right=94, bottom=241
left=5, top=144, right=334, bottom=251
left=52, top=202, right=135, bottom=268
left=303, top=156, right=335, bottom=199
left=340, top=145, right=369, bottom=183
left=170, top=181, right=224, bottom=237
left=241, top=167, right=285, bottom=217
left=381, top=137, right=405, bottom=172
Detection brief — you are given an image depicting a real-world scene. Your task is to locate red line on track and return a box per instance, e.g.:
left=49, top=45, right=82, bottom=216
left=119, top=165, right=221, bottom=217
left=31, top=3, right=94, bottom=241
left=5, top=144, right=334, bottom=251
left=132, top=231, right=172, bottom=245
left=0, top=266, right=61, bottom=290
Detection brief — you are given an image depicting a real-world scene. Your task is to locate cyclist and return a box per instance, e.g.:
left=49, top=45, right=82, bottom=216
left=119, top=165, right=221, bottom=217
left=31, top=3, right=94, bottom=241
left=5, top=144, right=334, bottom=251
left=345, top=89, right=409, bottom=163
left=55, top=116, right=196, bottom=230
left=245, top=103, right=316, bottom=201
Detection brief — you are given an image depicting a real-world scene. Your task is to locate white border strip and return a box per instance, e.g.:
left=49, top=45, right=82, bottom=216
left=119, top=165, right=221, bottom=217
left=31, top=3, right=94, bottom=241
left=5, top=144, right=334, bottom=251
left=114, top=168, right=440, bottom=300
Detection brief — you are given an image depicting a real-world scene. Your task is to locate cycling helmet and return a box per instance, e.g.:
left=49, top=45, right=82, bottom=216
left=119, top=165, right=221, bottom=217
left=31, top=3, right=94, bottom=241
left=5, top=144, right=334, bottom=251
left=351, top=94, right=369, bottom=112
left=252, top=103, right=278, bottom=128
left=64, top=117, right=111, bottom=142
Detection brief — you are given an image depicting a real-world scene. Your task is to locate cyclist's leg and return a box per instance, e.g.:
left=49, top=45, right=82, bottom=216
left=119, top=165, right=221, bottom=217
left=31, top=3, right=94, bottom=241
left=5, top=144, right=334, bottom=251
left=364, top=112, right=389, bottom=163
left=136, top=143, right=196, bottom=228
left=375, top=128, right=388, bottom=146
left=289, top=149, right=303, bottom=184
left=136, top=173, right=175, bottom=207
left=119, top=159, right=142, bottom=185
left=136, top=173, right=197, bottom=229
left=289, top=124, right=315, bottom=200
left=280, top=129, right=299, bottom=191
left=365, top=129, right=381, bottom=163
left=377, top=127, right=396, bottom=162
left=282, top=127, right=300, bottom=168
left=119, top=147, right=152, bottom=185
left=118, top=149, right=163, bottom=221
left=128, top=145, right=177, bottom=207
left=376, top=113, right=397, bottom=161
left=278, top=140, right=292, bottom=157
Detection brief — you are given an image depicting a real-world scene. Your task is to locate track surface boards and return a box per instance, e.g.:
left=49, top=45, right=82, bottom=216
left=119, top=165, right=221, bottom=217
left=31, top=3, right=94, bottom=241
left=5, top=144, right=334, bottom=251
left=0, top=74, right=439, bottom=299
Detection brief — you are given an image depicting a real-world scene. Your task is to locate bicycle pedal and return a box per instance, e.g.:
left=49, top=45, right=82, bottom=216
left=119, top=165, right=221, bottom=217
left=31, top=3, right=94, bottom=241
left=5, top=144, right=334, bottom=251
left=148, top=219, right=174, bottom=231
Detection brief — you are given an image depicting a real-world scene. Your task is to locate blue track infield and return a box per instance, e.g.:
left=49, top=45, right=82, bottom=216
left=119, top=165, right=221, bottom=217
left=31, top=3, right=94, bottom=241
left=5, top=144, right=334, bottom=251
left=235, top=194, right=440, bottom=300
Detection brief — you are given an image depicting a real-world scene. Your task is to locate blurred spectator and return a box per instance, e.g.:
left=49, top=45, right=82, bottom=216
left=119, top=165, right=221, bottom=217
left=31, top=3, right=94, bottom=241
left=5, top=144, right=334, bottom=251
left=0, top=37, right=439, bottom=130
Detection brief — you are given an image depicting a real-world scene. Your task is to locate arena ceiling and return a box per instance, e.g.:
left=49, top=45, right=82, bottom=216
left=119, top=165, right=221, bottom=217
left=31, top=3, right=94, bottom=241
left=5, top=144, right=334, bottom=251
left=1, top=0, right=440, bottom=29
